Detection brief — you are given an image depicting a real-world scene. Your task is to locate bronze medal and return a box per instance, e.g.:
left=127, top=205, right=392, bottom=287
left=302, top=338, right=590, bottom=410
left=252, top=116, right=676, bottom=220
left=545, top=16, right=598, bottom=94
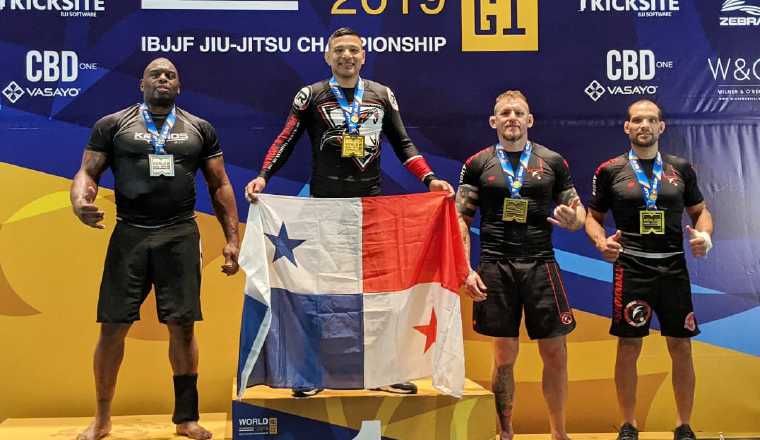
left=341, top=133, right=365, bottom=158
left=639, top=210, right=665, bottom=235
left=502, top=198, right=529, bottom=223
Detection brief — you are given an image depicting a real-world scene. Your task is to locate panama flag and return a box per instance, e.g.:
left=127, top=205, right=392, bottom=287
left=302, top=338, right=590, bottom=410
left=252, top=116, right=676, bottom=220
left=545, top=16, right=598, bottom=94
left=237, top=192, right=468, bottom=398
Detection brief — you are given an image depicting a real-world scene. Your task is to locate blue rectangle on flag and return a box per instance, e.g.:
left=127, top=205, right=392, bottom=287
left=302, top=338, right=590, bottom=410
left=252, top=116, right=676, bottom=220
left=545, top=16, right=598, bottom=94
left=247, top=289, right=364, bottom=389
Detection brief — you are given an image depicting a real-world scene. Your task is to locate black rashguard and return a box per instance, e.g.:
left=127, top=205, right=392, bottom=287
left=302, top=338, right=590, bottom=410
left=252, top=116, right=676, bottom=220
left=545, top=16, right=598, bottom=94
left=459, top=143, right=576, bottom=261
left=86, top=104, right=222, bottom=227
left=258, top=78, right=433, bottom=198
left=589, top=152, right=704, bottom=253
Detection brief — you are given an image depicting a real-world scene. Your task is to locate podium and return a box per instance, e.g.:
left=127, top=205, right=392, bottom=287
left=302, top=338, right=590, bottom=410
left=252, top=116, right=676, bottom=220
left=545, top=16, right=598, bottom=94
left=232, top=378, right=497, bottom=439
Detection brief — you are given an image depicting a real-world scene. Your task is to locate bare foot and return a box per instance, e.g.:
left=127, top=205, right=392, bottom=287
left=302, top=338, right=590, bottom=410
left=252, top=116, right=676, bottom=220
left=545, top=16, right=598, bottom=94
left=177, top=421, right=213, bottom=439
left=75, top=419, right=111, bottom=440
left=499, top=432, right=514, bottom=440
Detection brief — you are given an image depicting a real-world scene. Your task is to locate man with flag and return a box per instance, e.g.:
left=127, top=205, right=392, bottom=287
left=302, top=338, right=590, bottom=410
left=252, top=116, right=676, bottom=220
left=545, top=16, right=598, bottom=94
left=585, top=100, right=713, bottom=440
left=456, top=90, right=585, bottom=440
left=243, top=27, right=455, bottom=397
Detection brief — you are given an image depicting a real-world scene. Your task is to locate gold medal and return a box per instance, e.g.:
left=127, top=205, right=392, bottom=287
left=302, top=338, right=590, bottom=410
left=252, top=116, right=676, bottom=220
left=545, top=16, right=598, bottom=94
left=512, top=180, right=522, bottom=190
left=350, top=114, right=359, bottom=123
left=639, top=210, right=665, bottom=235
left=341, top=133, right=365, bottom=158
left=502, top=198, right=529, bottom=223
left=649, top=192, right=657, bottom=201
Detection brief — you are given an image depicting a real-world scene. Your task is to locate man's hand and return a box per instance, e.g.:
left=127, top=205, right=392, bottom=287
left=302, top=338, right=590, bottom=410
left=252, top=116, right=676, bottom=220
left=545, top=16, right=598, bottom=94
left=72, top=186, right=105, bottom=229
left=548, top=198, right=582, bottom=230
left=597, top=229, right=623, bottom=262
left=245, top=177, right=267, bottom=202
left=428, top=178, right=454, bottom=197
left=221, top=242, right=240, bottom=275
left=464, top=269, right=487, bottom=302
left=686, top=225, right=712, bottom=258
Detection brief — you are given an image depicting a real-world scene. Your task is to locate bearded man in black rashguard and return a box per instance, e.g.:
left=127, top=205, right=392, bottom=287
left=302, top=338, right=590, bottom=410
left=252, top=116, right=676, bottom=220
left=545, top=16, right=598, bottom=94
left=585, top=100, right=714, bottom=440
left=70, top=58, right=240, bottom=440
left=244, top=27, right=454, bottom=397
left=456, top=90, right=586, bottom=440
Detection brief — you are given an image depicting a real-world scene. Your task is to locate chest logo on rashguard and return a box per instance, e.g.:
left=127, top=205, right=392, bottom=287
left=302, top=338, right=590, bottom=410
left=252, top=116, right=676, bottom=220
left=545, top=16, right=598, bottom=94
left=319, top=102, right=384, bottom=171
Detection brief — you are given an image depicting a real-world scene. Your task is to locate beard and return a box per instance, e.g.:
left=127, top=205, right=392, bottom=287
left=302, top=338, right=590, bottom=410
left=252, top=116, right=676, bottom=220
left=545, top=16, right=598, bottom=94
left=630, top=132, right=657, bottom=148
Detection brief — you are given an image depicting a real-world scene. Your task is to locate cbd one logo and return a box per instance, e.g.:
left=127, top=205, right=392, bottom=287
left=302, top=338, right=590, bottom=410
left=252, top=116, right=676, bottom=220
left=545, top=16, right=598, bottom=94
left=461, top=0, right=538, bottom=52
left=607, top=49, right=660, bottom=80
left=26, top=50, right=79, bottom=82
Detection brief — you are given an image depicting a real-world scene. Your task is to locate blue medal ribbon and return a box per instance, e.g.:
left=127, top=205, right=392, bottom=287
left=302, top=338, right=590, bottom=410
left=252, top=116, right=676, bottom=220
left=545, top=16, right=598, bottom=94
left=628, top=149, right=663, bottom=210
left=139, top=103, right=176, bottom=155
left=495, top=142, right=532, bottom=199
left=329, top=76, right=364, bottom=135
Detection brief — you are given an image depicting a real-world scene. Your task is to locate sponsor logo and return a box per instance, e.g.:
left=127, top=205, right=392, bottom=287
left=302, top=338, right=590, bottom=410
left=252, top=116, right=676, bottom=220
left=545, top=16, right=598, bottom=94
left=720, top=0, right=760, bottom=26
left=613, top=265, right=624, bottom=323
left=560, top=312, right=574, bottom=325
left=2, top=81, right=24, bottom=104
left=1, top=50, right=97, bottom=104
left=624, top=300, right=651, bottom=328
left=584, top=49, right=673, bottom=101
left=707, top=56, right=760, bottom=102
left=134, top=133, right=189, bottom=143
left=461, top=0, right=538, bottom=52
left=237, top=417, right=278, bottom=435
left=141, top=0, right=298, bottom=11
left=684, top=312, right=696, bottom=331
left=293, top=86, right=310, bottom=111
left=386, top=87, right=399, bottom=111
left=578, top=0, right=679, bottom=17
left=0, top=0, right=105, bottom=17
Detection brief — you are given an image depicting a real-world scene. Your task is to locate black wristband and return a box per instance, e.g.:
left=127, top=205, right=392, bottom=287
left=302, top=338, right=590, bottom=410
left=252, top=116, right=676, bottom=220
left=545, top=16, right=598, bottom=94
left=423, top=174, right=438, bottom=187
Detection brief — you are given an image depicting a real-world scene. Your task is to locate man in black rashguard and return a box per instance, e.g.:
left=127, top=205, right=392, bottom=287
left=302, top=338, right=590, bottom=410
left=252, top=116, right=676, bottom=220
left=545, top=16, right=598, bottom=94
left=585, top=100, right=713, bottom=440
left=456, top=90, right=586, bottom=440
left=70, top=58, right=240, bottom=440
left=244, top=27, right=453, bottom=397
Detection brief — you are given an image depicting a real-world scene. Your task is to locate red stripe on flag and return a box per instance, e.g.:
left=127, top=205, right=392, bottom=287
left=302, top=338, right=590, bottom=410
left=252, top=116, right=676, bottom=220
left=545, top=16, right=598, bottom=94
left=361, top=192, right=468, bottom=293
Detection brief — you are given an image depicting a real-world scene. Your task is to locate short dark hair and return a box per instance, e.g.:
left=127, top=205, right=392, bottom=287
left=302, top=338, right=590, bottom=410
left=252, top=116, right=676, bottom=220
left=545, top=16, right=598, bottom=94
left=627, top=99, right=663, bottom=121
left=328, top=27, right=362, bottom=45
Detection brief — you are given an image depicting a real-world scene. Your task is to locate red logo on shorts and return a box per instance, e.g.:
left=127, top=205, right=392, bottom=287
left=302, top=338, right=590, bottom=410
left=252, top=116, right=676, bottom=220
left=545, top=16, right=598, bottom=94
left=624, top=300, right=651, bottom=327
left=560, top=312, right=574, bottom=325
left=684, top=312, right=696, bottom=332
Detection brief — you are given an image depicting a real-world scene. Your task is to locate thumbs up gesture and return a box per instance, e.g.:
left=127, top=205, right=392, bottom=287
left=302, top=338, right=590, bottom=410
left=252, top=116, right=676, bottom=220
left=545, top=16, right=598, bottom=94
left=548, top=197, right=583, bottom=231
left=686, top=225, right=712, bottom=257
left=598, top=229, right=623, bottom=262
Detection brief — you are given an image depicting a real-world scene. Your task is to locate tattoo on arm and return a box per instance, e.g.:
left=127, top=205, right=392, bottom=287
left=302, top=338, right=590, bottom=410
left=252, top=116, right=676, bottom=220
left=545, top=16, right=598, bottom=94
left=492, top=364, right=515, bottom=431
left=455, top=184, right=479, bottom=220
left=82, top=150, right=109, bottom=181
left=557, top=187, right=579, bottom=205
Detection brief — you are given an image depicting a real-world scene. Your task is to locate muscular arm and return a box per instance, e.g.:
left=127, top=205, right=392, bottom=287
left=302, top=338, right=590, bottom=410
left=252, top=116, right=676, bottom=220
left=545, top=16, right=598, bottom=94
left=202, top=156, right=240, bottom=275
left=686, top=202, right=713, bottom=234
left=456, top=184, right=488, bottom=300
left=584, top=208, right=608, bottom=249
left=70, top=150, right=109, bottom=228
left=455, top=184, right=479, bottom=266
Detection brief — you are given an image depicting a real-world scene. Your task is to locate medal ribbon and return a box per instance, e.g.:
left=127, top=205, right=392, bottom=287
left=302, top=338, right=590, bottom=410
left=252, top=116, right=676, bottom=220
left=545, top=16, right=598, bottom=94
left=628, top=149, right=663, bottom=210
left=140, top=103, right=176, bottom=155
left=495, top=142, right=532, bottom=199
left=329, top=76, right=364, bottom=135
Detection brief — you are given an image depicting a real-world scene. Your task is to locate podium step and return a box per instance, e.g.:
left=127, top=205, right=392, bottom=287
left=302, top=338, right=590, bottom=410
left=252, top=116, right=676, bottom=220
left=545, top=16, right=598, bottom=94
left=0, top=413, right=228, bottom=440
left=232, top=378, right=497, bottom=439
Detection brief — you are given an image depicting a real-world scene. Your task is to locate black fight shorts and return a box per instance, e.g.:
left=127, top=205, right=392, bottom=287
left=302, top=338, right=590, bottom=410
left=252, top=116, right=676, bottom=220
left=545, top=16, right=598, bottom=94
left=473, top=259, right=576, bottom=339
left=610, top=252, right=699, bottom=338
left=97, top=219, right=203, bottom=324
